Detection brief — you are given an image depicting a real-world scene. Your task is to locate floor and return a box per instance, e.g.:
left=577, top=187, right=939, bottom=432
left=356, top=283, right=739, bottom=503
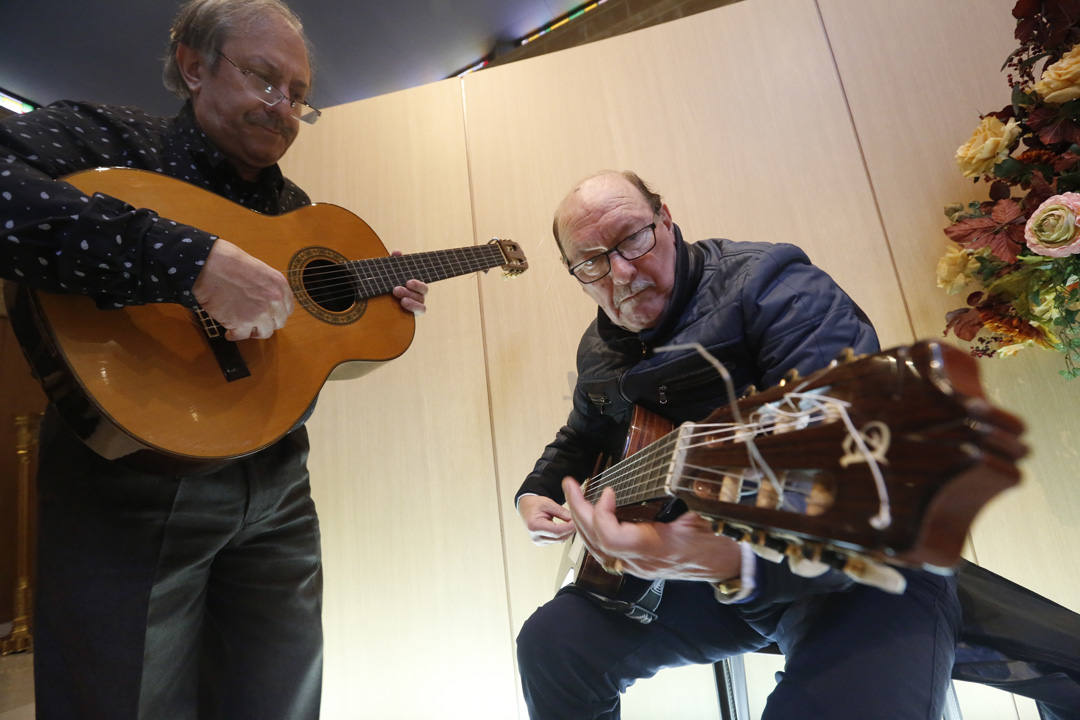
left=0, top=651, right=34, bottom=720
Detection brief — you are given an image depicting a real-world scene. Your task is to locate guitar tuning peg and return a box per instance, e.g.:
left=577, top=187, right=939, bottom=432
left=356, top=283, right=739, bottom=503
left=787, top=541, right=832, bottom=577
left=738, top=384, right=757, bottom=399
left=748, top=529, right=787, bottom=563
left=840, top=555, right=907, bottom=594
left=750, top=542, right=785, bottom=564
left=777, top=368, right=800, bottom=387
left=787, top=553, right=831, bottom=578
left=830, top=347, right=860, bottom=367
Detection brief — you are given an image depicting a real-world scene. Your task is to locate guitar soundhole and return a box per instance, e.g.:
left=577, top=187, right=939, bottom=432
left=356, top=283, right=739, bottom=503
left=302, top=259, right=355, bottom=312
left=289, top=246, right=365, bottom=325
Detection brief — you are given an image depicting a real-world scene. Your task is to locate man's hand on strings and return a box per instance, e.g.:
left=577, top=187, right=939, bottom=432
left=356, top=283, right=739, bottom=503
left=562, top=477, right=741, bottom=582
left=518, top=494, right=576, bottom=545
left=193, top=238, right=293, bottom=341
left=389, top=251, right=429, bottom=315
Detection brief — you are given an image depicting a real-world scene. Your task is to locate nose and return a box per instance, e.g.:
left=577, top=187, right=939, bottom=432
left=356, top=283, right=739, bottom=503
left=266, top=96, right=295, bottom=120
left=608, top=251, right=636, bottom=283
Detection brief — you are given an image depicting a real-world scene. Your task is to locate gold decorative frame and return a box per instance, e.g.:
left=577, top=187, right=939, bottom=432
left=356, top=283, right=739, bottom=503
left=1, top=413, right=39, bottom=655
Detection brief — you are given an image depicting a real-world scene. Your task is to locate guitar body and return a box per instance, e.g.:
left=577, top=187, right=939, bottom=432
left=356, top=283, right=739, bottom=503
left=5, top=168, right=528, bottom=471
left=573, top=407, right=677, bottom=597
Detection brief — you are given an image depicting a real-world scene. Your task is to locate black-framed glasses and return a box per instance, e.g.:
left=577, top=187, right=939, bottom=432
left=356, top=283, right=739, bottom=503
left=218, top=52, right=321, bottom=124
left=568, top=222, right=657, bottom=284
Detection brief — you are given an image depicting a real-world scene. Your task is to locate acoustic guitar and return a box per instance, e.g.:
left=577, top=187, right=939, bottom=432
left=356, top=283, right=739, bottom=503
left=4, top=167, right=528, bottom=472
left=562, top=341, right=1027, bottom=597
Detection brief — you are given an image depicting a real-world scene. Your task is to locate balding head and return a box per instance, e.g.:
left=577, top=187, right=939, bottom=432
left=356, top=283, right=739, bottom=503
left=554, top=170, right=677, bottom=332
left=553, top=171, right=662, bottom=262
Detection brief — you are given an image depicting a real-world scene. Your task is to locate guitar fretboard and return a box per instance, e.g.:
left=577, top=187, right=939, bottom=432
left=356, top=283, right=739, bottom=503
left=346, top=244, right=507, bottom=299
left=585, top=427, right=686, bottom=506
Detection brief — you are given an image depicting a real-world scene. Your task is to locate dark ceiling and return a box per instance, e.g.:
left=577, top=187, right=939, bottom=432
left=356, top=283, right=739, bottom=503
left=0, top=0, right=579, bottom=116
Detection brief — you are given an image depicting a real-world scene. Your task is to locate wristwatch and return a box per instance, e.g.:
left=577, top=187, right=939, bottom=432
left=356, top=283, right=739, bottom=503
left=710, top=577, right=742, bottom=602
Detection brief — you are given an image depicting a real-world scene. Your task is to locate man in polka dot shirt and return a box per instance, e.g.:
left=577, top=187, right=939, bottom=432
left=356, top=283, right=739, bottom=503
left=0, top=1, right=426, bottom=718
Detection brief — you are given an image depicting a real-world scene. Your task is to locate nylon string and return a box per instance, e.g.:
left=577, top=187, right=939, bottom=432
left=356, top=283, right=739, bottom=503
left=583, top=343, right=892, bottom=530
left=193, top=244, right=507, bottom=334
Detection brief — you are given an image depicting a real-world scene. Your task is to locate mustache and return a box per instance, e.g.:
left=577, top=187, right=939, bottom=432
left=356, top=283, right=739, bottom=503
left=246, top=113, right=296, bottom=140
left=614, top=279, right=654, bottom=305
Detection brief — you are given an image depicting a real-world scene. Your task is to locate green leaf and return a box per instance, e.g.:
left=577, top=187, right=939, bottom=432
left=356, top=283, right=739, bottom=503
left=1016, top=52, right=1051, bottom=74
left=993, top=157, right=1027, bottom=180
left=1056, top=171, right=1080, bottom=192
left=1012, top=84, right=1037, bottom=108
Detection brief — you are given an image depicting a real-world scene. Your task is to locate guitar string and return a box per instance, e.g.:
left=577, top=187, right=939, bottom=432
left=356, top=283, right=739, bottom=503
left=585, top=397, right=837, bottom=497
left=586, top=398, right=856, bottom=502
left=278, top=249, right=507, bottom=305
left=279, top=246, right=507, bottom=284
left=193, top=246, right=510, bottom=333
left=583, top=392, right=892, bottom=530
left=585, top=410, right=830, bottom=503
left=585, top=416, right=818, bottom=510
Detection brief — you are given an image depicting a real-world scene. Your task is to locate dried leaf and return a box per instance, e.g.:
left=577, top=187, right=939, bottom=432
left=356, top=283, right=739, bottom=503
left=945, top=308, right=985, bottom=341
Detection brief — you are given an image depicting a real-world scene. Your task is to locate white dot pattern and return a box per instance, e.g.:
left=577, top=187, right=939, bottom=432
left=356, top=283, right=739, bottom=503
left=0, top=100, right=309, bottom=308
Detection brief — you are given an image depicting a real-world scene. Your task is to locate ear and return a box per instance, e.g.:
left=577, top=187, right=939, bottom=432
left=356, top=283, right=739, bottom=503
left=175, top=43, right=207, bottom=96
left=658, top=202, right=673, bottom=231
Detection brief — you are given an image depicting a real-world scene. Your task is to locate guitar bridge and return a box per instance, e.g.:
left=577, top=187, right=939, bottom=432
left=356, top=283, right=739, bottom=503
left=192, top=308, right=251, bottom=383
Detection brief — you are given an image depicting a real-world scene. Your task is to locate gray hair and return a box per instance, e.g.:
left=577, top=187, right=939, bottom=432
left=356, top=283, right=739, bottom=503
left=162, top=0, right=313, bottom=99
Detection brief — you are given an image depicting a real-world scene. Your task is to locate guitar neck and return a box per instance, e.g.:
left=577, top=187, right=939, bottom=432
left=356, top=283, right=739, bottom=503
left=346, top=244, right=507, bottom=299
left=585, top=425, right=686, bottom=507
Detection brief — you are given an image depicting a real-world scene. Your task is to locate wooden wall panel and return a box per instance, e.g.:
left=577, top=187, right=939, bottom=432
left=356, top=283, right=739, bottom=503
left=279, top=80, right=517, bottom=719
left=820, top=0, right=1077, bottom=715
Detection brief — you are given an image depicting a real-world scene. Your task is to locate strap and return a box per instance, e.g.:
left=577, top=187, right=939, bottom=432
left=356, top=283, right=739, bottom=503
left=558, top=578, right=666, bottom=625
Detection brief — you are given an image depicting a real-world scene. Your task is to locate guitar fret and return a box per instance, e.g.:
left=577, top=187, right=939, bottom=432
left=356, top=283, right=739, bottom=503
left=588, top=429, right=683, bottom=505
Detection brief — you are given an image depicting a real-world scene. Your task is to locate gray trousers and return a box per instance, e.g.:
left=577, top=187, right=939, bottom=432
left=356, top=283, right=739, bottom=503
left=33, top=407, right=323, bottom=720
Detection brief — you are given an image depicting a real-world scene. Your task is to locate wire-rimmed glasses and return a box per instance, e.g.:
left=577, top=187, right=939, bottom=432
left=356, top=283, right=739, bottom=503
left=218, top=52, right=321, bottom=124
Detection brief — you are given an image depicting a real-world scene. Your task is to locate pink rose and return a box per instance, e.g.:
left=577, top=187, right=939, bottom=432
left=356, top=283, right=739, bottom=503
left=1024, top=192, right=1080, bottom=257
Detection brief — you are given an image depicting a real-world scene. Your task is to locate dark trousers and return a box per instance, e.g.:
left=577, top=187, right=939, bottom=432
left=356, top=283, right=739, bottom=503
left=517, top=569, right=960, bottom=720
left=33, top=408, right=323, bottom=720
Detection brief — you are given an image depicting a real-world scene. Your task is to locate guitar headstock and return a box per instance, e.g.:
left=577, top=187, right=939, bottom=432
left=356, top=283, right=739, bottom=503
left=672, top=341, right=1027, bottom=571
left=489, top=238, right=528, bottom=276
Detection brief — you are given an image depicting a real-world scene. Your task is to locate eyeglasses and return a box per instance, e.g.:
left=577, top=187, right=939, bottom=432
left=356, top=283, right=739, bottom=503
left=568, top=222, right=657, bottom=284
left=217, top=52, right=321, bottom=124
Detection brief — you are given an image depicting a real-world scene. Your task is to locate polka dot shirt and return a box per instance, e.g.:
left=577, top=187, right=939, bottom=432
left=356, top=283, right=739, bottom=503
left=0, top=100, right=310, bottom=308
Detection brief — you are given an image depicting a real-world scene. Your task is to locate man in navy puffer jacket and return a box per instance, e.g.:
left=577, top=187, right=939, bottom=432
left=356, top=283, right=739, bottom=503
left=515, top=170, right=961, bottom=720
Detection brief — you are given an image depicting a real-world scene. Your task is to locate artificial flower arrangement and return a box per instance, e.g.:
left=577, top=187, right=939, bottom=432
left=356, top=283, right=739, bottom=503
left=940, top=0, right=1080, bottom=378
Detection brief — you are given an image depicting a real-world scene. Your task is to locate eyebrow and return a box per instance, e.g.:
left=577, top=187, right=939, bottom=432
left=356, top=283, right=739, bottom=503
left=579, top=223, right=651, bottom=253
left=243, top=55, right=311, bottom=93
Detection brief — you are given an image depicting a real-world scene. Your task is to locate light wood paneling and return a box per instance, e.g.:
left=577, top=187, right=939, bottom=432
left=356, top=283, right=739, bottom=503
left=820, top=1, right=1078, bottom=714
left=819, top=0, right=1080, bottom=613
left=280, top=79, right=517, bottom=719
